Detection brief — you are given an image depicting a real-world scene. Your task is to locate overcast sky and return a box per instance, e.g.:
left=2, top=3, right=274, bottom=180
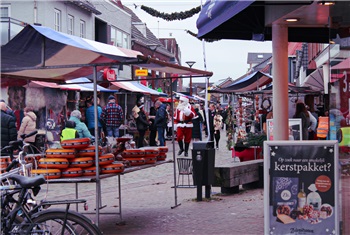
left=123, top=0, right=272, bottom=84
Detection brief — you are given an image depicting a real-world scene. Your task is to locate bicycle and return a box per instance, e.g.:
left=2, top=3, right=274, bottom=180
left=1, top=132, right=102, bottom=234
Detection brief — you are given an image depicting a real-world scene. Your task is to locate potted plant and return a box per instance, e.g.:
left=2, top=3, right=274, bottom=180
left=233, top=132, right=267, bottom=161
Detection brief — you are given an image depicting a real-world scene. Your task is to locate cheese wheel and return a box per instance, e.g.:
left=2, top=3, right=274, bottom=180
left=82, top=166, right=100, bottom=176
left=101, top=163, right=124, bottom=174
left=77, top=146, right=102, bottom=157
left=139, top=147, right=159, bottom=158
left=38, top=158, right=69, bottom=169
left=45, top=148, right=76, bottom=159
left=122, top=157, right=146, bottom=166
left=121, top=149, right=145, bottom=158
left=98, top=154, right=115, bottom=166
left=145, top=156, right=157, bottom=164
left=157, top=146, right=168, bottom=153
left=69, top=157, right=94, bottom=168
left=61, top=167, right=83, bottom=177
left=32, top=168, right=61, bottom=179
left=157, top=152, right=167, bottom=161
left=61, top=138, right=90, bottom=149
left=0, top=156, right=11, bottom=163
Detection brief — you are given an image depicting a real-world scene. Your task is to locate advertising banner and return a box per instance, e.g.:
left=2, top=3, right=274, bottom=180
left=264, top=141, right=340, bottom=235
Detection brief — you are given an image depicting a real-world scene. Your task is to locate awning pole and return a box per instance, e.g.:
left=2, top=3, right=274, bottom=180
left=93, top=66, right=101, bottom=225
left=170, top=77, right=179, bottom=209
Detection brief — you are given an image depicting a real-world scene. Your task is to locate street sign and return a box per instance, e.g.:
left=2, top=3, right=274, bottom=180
left=135, top=69, right=148, bottom=76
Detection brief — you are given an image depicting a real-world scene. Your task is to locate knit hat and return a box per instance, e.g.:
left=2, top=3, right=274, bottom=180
left=108, top=95, right=115, bottom=101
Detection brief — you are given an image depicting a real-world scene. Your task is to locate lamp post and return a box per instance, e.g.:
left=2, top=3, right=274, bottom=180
left=147, top=44, right=160, bottom=89
left=185, top=61, right=196, bottom=96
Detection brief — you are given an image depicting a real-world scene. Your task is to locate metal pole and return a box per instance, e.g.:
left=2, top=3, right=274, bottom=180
left=93, top=66, right=101, bottom=225
left=170, top=77, right=180, bottom=209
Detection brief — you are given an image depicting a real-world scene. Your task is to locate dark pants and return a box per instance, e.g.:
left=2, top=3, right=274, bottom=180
left=89, top=127, right=101, bottom=138
left=214, top=130, right=220, bottom=148
left=137, top=129, right=146, bottom=148
left=149, top=129, right=157, bottom=146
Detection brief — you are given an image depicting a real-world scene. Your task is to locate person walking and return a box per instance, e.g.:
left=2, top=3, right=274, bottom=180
left=85, top=96, right=103, bottom=138
left=135, top=105, right=150, bottom=148
left=154, top=100, right=167, bottom=146
left=174, top=96, right=196, bottom=157
left=17, top=106, right=37, bottom=145
left=69, top=110, right=95, bottom=140
left=165, top=103, right=173, bottom=140
left=192, top=103, right=203, bottom=141
left=101, top=95, right=124, bottom=138
left=293, top=102, right=310, bottom=140
left=208, top=103, right=216, bottom=143
left=1, top=102, right=17, bottom=154
left=148, top=106, right=157, bottom=146
left=213, top=111, right=223, bottom=149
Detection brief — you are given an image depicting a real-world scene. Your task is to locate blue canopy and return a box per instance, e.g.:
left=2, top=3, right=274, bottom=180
left=197, top=0, right=255, bottom=39
left=1, top=24, right=142, bottom=82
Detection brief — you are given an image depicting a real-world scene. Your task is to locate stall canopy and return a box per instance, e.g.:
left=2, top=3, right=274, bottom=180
left=1, top=24, right=213, bottom=87
left=1, top=24, right=142, bottom=83
left=196, top=1, right=350, bottom=43
left=23, top=78, right=115, bottom=92
left=111, top=81, right=167, bottom=96
left=210, top=71, right=272, bottom=93
left=301, top=68, right=345, bottom=92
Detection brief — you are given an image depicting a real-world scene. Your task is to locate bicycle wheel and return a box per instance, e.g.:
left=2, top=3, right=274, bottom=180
left=26, top=208, right=102, bottom=235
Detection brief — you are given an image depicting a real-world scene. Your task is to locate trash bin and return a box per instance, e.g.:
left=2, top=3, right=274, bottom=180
left=192, top=141, right=215, bottom=186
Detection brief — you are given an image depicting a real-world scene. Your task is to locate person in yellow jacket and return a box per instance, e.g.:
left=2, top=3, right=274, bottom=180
left=60, top=120, right=79, bottom=141
left=337, top=127, right=350, bottom=147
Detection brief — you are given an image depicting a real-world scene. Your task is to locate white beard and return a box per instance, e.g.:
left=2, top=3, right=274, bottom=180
left=177, top=102, right=187, bottom=111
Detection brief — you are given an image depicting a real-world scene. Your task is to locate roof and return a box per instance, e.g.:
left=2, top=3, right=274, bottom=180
left=122, top=6, right=174, bottom=58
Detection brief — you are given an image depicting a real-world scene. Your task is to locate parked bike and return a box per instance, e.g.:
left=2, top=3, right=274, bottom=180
left=1, top=131, right=102, bottom=234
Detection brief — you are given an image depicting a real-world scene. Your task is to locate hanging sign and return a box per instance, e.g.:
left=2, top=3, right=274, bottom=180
left=264, top=141, right=339, bottom=235
left=103, top=68, right=116, bottom=81
left=135, top=69, right=148, bottom=76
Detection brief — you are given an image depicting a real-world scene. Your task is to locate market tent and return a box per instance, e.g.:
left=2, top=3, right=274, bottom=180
left=332, top=57, right=350, bottom=71
left=301, top=68, right=345, bottom=92
left=110, top=81, right=167, bottom=96
left=1, top=24, right=142, bottom=83
left=23, top=78, right=115, bottom=92
left=61, top=78, right=116, bottom=92
left=210, top=71, right=272, bottom=93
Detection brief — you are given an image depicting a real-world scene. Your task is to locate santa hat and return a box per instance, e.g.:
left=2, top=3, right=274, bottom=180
left=180, top=96, right=189, bottom=103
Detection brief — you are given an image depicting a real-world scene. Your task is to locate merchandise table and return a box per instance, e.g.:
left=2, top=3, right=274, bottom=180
left=48, top=159, right=173, bottom=224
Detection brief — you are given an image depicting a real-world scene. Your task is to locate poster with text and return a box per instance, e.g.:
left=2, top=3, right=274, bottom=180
left=264, top=141, right=339, bottom=235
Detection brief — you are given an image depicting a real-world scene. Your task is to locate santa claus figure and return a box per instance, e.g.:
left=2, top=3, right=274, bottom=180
left=174, top=96, right=196, bottom=156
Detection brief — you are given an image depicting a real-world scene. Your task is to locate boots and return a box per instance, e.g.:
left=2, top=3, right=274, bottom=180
left=178, top=140, right=184, bottom=156
left=184, top=142, right=190, bottom=157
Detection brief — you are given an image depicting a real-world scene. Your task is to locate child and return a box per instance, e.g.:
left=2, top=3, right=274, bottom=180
left=213, top=113, right=223, bottom=149
left=60, top=120, right=79, bottom=141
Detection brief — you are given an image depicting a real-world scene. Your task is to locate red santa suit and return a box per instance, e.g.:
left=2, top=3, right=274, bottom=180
left=174, top=96, right=196, bottom=144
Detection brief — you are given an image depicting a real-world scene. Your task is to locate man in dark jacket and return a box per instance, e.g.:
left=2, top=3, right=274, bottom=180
left=154, top=100, right=167, bottom=146
left=1, top=102, right=17, bottom=154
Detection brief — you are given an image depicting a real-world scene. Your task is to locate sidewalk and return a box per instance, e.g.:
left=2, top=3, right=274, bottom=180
left=39, top=130, right=265, bottom=234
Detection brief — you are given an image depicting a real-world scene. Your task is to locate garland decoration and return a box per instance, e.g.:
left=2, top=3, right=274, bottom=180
left=140, top=5, right=201, bottom=21
left=185, top=30, right=219, bottom=43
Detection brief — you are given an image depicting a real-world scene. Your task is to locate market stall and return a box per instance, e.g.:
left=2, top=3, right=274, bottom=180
left=1, top=24, right=213, bottom=224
